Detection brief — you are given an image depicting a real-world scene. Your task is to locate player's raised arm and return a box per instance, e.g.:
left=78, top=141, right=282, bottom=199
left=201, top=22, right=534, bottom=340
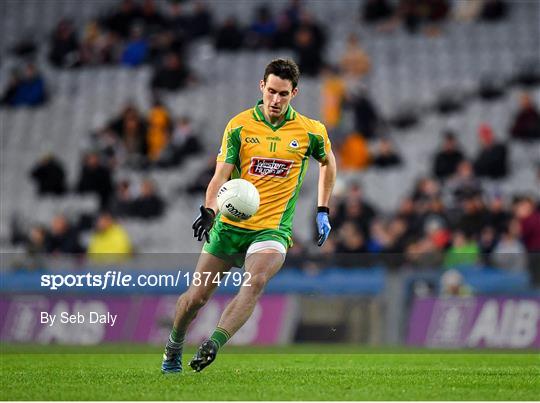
left=316, top=149, right=337, bottom=246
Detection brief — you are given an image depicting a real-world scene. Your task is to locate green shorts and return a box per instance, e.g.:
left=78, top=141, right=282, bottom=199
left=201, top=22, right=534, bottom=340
left=203, top=219, right=292, bottom=268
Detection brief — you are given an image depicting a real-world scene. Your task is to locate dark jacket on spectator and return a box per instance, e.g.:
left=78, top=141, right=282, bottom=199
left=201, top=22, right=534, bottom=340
left=76, top=159, right=114, bottom=208
left=434, top=149, right=464, bottom=179
left=373, top=154, right=401, bottom=168
left=474, top=143, right=507, bottom=179
left=520, top=211, right=540, bottom=252
left=46, top=228, right=85, bottom=254
left=510, top=106, right=540, bottom=141
left=131, top=194, right=165, bottom=219
left=30, top=156, right=67, bottom=195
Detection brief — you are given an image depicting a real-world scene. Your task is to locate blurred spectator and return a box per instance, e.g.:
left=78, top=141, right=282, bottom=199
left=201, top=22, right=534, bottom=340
left=411, top=177, right=440, bottom=201
left=151, top=53, right=191, bottom=91
left=444, top=231, right=480, bottom=268
left=150, top=29, right=186, bottom=66
left=473, top=124, right=508, bottom=179
left=446, top=160, right=482, bottom=203
left=334, top=183, right=376, bottom=237
left=24, top=225, right=48, bottom=269
left=492, top=220, right=527, bottom=272
left=121, top=25, right=148, bottom=67
left=4, top=64, right=47, bottom=107
left=480, top=0, right=509, bottom=22
left=46, top=214, right=85, bottom=255
left=215, top=17, right=245, bottom=51
left=185, top=157, right=214, bottom=194
left=171, top=117, right=202, bottom=158
left=103, top=0, right=141, bottom=38
left=190, top=1, right=213, bottom=38
left=320, top=66, right=346, bottom=134
left=167, top=1, right=191, bottom=38
left=247, top=5, right=277, bottom=49
left=110, top=179, right=134, bottom=217
left=49, top=19, right=79, bottom=68
left=272, top=13, right=295, bottom=49
left=362, top=0, right=394, bottom=24
left=487, top=193, right=511, bottom=233
left=293, top=26, right=323, bottom=76
left=79, top=22, right=119, bottom=65
left=76, top=152, right=114, bottom=208
left=440, top=269, right=472, bottom=297
left=109, top=104, right=148, bottom=167
left=457, top=195, right=490, bottom=238
left=340, top=34, right=371, bottom=80
left=337, top=132, right=370, bottom=171
left=29, top=154, right=67, bottom=196
left=157, top=116, right=201, bottom=167
left=1, top=69, right=21, bottom=106
left=514, top=196, right=540, bottom=284
left=139, top=0, right=166, bottom=34
left=335, top=223, right=368, bottom=266
left=395, top=0, right=449, bottom=35
left=433, top=131, right=465, bottom=179
left=146, top=100, right=171, bottom=161
left=131, top=179, right=165, bottom=219
left=351, top=94, right=380, bottom=139
left=372, top=138, right=402, bottom=169
left=283, top=0, right=302, bottom=28
left=509, top=92, right=540, bottom=141
left=87, top=212, right=132, bottom=261
left=479, top=226, right=498, bottom=262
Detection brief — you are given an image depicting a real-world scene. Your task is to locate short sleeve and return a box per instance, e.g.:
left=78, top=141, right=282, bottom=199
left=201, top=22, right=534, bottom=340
left=216, top=121, right=242, bottom=164
left=308, top=122, right=331, bottom=162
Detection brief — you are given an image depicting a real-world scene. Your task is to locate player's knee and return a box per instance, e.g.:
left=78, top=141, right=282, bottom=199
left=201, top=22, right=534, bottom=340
left=246, top=273, right=268, bottom=293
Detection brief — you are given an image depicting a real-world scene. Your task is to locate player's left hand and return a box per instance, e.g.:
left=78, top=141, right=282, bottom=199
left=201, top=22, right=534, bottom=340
left=316, top=208, right=331, bottom=246
left=192, top=205, right=216, bottom=242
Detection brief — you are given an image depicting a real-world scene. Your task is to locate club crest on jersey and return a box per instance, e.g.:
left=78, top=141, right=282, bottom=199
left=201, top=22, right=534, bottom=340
left=286, top=139, right=302, bottom=154
left=249, top=157, right=294, bottom=178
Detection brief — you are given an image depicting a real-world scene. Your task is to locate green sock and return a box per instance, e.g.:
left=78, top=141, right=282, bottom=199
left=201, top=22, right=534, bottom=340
left=170, top=327, right=185, bottom=345
left=210, top=327, right=231, bottom=349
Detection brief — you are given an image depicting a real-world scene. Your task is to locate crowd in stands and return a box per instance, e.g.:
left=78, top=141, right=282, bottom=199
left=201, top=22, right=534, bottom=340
left=362, top=0, right=509, bottom=36
left=3, top=0, right=539, bottom=288
left=288, top=177, right=539, bottom=283
left=0, top=63, right=47, bottom=107
left=17, top=94, right=207, bottom=263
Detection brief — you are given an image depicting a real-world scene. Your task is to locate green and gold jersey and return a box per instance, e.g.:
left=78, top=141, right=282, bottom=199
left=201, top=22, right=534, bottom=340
left=216, top=100, right=331, bottom=235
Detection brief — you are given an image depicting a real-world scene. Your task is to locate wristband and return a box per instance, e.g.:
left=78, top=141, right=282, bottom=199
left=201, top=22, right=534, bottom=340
left=317, top=206, right=330, bottom=214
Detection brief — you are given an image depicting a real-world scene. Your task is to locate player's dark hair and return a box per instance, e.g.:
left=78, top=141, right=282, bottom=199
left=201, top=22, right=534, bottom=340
left=264, top=59, right=300, bottom=89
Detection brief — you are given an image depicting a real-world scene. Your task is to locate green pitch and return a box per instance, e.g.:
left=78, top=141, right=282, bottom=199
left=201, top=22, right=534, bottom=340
left=1, top=344, right=539, bottom=400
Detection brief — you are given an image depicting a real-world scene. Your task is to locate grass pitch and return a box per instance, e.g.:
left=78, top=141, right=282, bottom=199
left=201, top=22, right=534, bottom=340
left=1, top=344, right=539, bottom=400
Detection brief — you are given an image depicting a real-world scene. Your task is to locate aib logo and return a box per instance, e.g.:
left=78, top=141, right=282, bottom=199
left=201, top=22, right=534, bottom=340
left=245, top=137, right=260, bottom=144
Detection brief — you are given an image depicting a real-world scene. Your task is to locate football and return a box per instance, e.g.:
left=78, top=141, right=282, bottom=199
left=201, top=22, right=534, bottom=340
left=217, top=179, right=260, bottom=221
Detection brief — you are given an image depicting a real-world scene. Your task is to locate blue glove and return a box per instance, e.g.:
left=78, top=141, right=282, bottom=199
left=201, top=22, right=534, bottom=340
left=316, top=208, right=331, bottom=247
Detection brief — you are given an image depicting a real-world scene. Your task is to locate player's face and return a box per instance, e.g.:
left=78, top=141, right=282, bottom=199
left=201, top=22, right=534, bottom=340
left=260, top=74, right=298, bottom=120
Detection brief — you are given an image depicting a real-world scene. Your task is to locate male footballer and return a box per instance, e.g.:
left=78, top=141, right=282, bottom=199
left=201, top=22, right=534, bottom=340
left=162, top=59, right=337, bottom=373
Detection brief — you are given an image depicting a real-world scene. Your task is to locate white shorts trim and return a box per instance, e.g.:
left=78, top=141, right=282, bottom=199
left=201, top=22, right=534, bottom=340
left=246, top=240, right=287, bottom=259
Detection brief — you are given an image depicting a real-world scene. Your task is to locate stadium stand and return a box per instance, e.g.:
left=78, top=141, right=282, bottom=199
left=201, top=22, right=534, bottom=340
left=1, top=0, right=539, bottom=289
